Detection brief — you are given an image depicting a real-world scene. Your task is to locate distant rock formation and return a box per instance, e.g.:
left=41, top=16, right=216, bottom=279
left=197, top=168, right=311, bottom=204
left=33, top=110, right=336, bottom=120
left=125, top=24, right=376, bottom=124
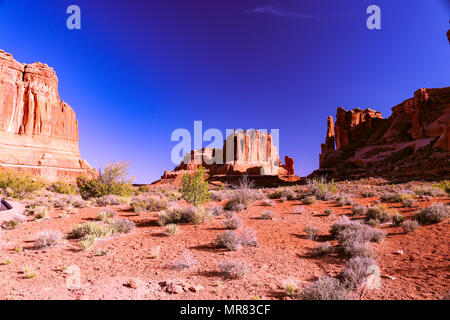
left=313, top=87, right=450, bottom=180
left=161, top=130, right=298, bottom=185
left=0, top=49, right=91, bottom=182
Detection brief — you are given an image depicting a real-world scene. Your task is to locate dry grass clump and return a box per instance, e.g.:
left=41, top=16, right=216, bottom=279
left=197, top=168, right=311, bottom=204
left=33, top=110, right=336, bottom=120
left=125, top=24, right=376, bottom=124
left=260, top=210, right=274, bottom=220
left=171, top=250, right=198, bottom=270
left=96, top=208, right=116, bottom=221
left=96, top=194, right=128, bottom=206
left=222, top=214, right=243, bottom=230
left=299, top=277, right=349, bottom=300
left=130, top=195, right=168, bottom=215
left=218, top=260, right=250, bottom=279
left=158, top=206, right=213, bottom=226
left=335, top=193, right=354, bottom=207
left=303, top=195, right=317, bottom=205
left=401, top=220, right=419, bottom=233
left=314, top=242, right=333, bottom=256
left=413, top=186, right=446, bottom=197
left=164, top=223, right=178, bottom=236
left=304, top=225, right=319, bottom=241
left=69, top=218, right=135, bottom=250
left=351, top=204, right=368, bottom=216
left=34, top=230, right=63, bottom=249
left=306, top=177, right=335, bottom=201
left=366, top=204, right=391, bottom=223
left=216, top=227, right=257, bottom=251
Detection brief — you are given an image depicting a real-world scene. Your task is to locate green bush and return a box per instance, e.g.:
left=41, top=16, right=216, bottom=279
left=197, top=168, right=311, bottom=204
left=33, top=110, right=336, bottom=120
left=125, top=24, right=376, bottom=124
left=0, top=168, right=45, bottom=199
left=433, top=181, right=450, bottom=194
left=48, top=181, right=77, bottom=195
left=179, top=167, right=210, bottom=206
left=76, top=161, right=133, bottom=199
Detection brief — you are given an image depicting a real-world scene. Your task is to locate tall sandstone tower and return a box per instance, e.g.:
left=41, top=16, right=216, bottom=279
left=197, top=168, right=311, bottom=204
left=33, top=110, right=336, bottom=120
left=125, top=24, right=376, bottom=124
left=0, top=49, right=91, bottom=182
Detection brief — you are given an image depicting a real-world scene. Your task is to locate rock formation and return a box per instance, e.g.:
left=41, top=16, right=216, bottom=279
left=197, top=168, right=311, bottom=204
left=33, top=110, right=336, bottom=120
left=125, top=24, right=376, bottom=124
left=0, top=49, right=91, bottom=182
left=313, top=87, right=450, bottom=180
left=161, top=130, right=298, bottom=185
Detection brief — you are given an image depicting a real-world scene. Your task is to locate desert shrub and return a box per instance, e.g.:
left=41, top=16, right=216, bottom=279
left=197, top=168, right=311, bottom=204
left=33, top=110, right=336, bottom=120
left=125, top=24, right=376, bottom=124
left=300, top=277, right=349, bottom=300
left=367, top=204, right=391, bottom=222
left=80, top=235, right=97, bottom=250
left=224, top=198, right=246, bottom=212
left=391, top=213, right=405, bottom=226
left=209, top=205, right=224, bottom=216
left=260, top=210, right=274, bottom=220
left=361, top=191, right=376, bottom=198
left=402, top=198, right=415, bottom=208
left=330, top=216, right=385, bottom=247
left=172, top=250, right=198, bottom=270
left=414, top=186, right=447, bottom=197
left=281, top=189, right=297, bottom=200
left=401, top=220, right=419, bottom=233
left=351, top=205, right=367, bottom=216
left=69, top=221, right=113, bottom=239
left=341, top=238, right=373, bottom=257
left=137, top=184, right=151, bottom=193
left=340, top=256, right=378, bottom=289
left=34, top=206, right=49, bottom=220
left=179, top=166, right=210, bottom=206
left=96, top=208, right=116, bottom=221
left=381, top=191, right=415, bottom=203
left=335, top=194, right=354, bottom=207
left=268, top=189, right=283, bottom=199
left=415, top=203, right=449, bottom=225
left=165, top=223, right=178, bottom=236
left=48, top=181, right=77, bottom=195
left=0, top=168, right=45, bottom=199
left=76, top=161, right=133, bottom=199
left=323, top=209, right=333, bottom=216
left=210, top=190, right=227, bottom=201
left=23, top=267, right=38, bottom=279
left=216, top=231, right=242, bottom=251
left=34, top=230, right=63, bottom=249
left=366, top=219, right=380, bottom=227
left=111, top=219, right=135, bottom=234
left=130, top=195, right=167, bottom=214
left=306, top=177, right=335, bottom=201
left=218, top=260, right=250, bottom=279
left=261, top=199, right=275, bottom=207
left=304, top=225, right=319, bottom=241
left=303, top=196, right=317, bottom=205
left=72, top=198, right=90, bottom=208
left=1, top=219, right=20, bottom=229
left=283, top=280, right=299, bottom=297
left=433, top=181, right=450, bottom=194
left=239, top=227, right=258, bottom=247
left=223, top=215, right=242, bottom=230
left=158, top=206, right=212, bottom=226
left=314, top=242, right=333, bottom=256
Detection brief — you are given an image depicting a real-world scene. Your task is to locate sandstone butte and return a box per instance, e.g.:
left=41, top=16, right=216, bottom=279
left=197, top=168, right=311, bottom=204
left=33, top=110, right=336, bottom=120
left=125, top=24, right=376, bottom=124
left=0, top=49, right=91, bottom=182
left=312, top=87, right=450, bottom=180
left=160, top=129, right=299, bottom=185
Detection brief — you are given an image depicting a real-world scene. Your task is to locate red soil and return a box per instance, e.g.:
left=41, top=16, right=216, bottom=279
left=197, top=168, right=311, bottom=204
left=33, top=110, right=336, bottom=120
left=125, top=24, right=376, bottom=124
left=0, top=194, right=448, bottom=300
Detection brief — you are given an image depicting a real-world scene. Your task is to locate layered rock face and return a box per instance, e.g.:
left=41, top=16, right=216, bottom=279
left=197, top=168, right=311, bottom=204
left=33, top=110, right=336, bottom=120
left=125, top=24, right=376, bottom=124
left=0, top=50, right=91, bottom=182
left=314, top=87, right=450, bottom=180
left=161, top=130, right=297, bottom=184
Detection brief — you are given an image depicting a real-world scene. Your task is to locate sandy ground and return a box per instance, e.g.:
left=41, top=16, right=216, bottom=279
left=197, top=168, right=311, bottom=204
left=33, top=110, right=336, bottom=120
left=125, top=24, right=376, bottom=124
left=0, top=189, right=448, bottom=300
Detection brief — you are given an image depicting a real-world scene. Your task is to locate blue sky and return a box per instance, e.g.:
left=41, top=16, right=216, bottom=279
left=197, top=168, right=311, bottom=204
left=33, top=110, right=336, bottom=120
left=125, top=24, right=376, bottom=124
left=0, top=0, right=449, bottom=183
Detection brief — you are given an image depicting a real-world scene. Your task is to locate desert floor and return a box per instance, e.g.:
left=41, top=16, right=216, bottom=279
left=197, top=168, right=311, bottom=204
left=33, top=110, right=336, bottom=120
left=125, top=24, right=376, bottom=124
left=0, top=180, right=448, bottom=300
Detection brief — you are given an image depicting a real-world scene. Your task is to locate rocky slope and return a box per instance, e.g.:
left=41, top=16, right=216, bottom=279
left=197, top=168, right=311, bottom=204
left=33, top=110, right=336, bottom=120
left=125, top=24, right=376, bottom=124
left=313, top=87, right=450, bottom=180
left=0, top=49, right=91, bottom=182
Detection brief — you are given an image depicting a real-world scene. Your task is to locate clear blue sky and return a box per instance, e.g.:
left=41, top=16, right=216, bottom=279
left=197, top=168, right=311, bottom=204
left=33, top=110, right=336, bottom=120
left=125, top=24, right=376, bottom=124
left=0, top=0, right=449, bottom=183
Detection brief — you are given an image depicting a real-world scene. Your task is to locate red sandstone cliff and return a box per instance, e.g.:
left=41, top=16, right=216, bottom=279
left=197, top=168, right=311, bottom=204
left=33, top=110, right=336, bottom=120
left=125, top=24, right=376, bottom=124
left=161, top=130, right=298, bottom=184
left=313, top=87, right=450, bottom=180
left=0, top=49, right=91, bottom=182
